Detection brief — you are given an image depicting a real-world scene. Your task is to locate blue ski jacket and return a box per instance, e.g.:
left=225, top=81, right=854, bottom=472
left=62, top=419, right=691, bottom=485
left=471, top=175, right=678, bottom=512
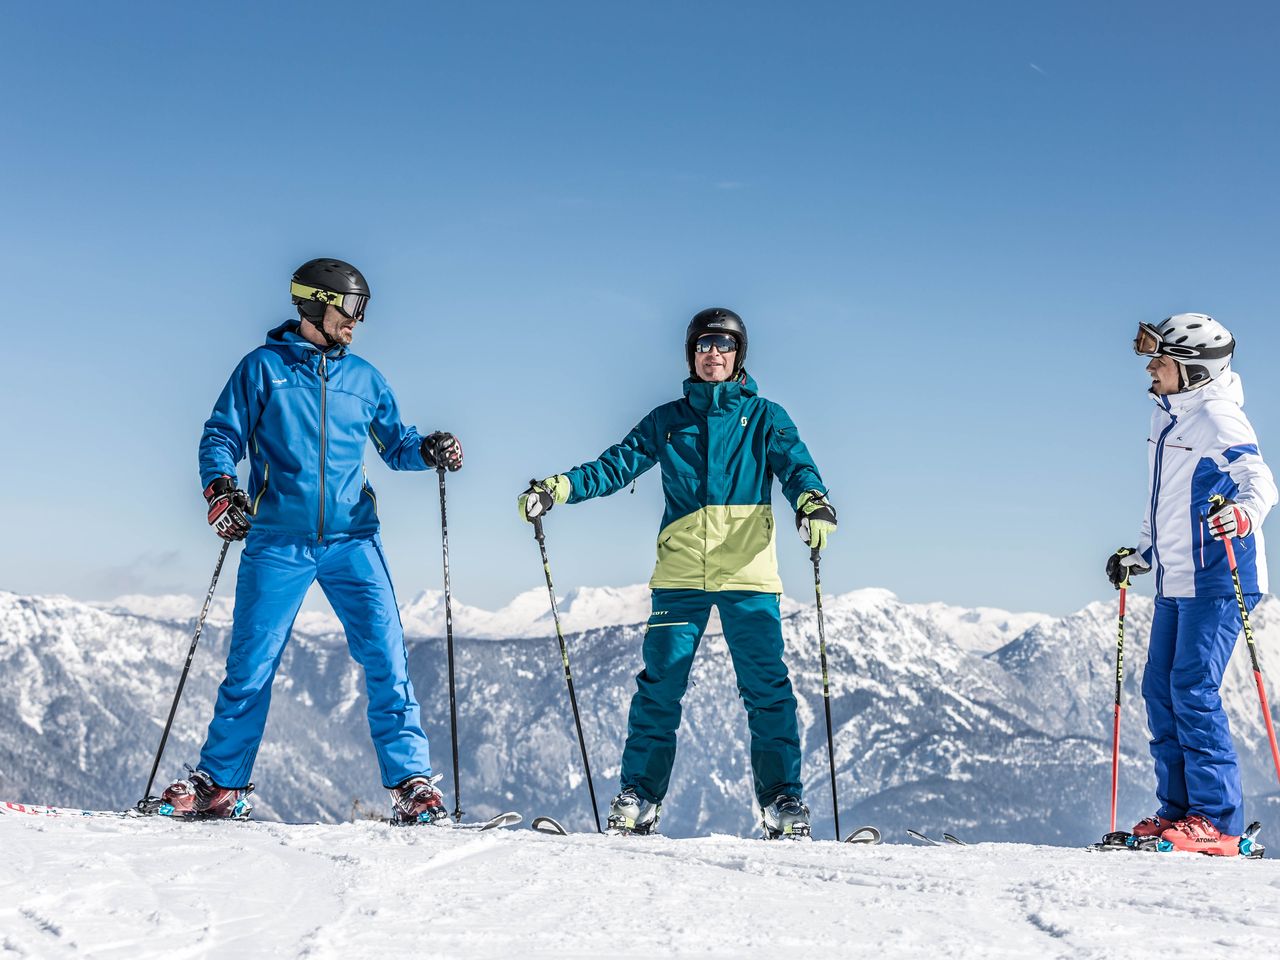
left=564, top=373, right=825, bottom=593
left=199, top=321, right=430, bottom=540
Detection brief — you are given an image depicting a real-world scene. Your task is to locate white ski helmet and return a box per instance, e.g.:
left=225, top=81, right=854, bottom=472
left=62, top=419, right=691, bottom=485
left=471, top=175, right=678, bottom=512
left=1133, top=313, right=1235, bottom=390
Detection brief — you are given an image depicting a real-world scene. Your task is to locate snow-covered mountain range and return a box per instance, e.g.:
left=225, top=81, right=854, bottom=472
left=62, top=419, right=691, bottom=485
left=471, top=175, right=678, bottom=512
left=3, top=586, right=1279, bottom=845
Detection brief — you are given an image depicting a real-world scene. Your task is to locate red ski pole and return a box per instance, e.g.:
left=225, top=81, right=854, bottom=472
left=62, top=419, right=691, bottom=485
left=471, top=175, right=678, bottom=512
left=1110, top=583, right=1127, bottom=834
left=1216, top=528, right=1280, bottom=788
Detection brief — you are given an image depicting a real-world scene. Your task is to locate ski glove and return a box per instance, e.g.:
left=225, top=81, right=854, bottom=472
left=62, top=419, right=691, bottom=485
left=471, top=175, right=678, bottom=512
left=796, top=490, right=837, bottom=550
left=518, top=475, right=570, bottom=523
left=1105, top=547, right=1151, bottom=589
left=1205, top=497, right=1254, bottom=540
left=421, top=431, right=463, bottom=472
left=204, top=476, right=252, bottom=541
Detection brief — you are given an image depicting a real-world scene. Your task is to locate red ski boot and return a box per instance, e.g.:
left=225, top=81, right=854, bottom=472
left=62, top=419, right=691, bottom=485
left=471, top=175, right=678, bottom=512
left=390, top=774, right=449, bottom=825
left=158, top=769, right=253, bottom=820
left=1131, top=815, right=1175, bottom=838
left=1161, top=814, right=1240, bottom=856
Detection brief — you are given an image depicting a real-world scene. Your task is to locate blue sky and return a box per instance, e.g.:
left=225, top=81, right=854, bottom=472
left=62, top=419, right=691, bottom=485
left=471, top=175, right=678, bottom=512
left=2, top=2, right=1278, bottom=616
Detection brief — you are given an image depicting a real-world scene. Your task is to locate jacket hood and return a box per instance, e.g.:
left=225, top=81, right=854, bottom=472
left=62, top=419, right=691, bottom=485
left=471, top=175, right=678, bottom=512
left=1153, top=369, right=1243, bottom=417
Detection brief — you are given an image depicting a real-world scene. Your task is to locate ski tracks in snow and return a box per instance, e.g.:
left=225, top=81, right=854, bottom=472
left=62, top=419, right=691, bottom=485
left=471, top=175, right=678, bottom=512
left=2, top=818, right=1280, bottom=959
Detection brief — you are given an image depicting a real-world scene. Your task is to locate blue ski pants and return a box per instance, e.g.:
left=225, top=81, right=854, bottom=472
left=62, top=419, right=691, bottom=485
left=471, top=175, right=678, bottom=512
left=620, top=589, right=801, bottom=806
left=198, top=532, right=432, bottom=789
left=1142, top=593, right=1257, bottom=836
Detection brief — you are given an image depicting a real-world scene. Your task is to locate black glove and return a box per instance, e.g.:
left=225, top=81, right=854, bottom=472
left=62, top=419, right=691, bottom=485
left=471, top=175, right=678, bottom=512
left=421, top=432, right=463, bottom=472
left=1105, top=547, right=1151, bottom=589
left=204, top=477, right=251, bottom=541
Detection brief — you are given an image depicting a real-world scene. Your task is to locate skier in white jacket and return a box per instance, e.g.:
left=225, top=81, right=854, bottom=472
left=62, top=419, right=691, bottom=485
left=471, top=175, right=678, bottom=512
left=1107, top=313, right=1278, bottom=856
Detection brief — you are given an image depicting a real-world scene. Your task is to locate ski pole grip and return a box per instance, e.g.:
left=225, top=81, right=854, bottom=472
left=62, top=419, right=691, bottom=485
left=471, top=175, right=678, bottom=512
left=810, top=546, right=820, bottom=565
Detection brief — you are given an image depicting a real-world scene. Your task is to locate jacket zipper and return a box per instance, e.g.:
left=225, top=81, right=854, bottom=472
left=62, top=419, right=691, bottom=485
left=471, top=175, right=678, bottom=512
left=1148, top=406, right=1176, bottom=595
left=318, top=353, right=328, bottom=541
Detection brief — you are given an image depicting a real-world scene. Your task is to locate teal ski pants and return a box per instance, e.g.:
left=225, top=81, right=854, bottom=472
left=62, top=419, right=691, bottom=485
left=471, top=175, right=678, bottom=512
left=620, top=589, right=802, bottom=806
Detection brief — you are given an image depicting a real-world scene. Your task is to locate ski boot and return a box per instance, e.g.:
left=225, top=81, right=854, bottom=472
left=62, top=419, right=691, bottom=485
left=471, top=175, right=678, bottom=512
left=389, top=774, right=450, bottom=826
left=761, top=794, right=810, bottom=840
left=607, top=788, right=660, bottom=835
left=1160, top=814, right=1240, bottom=856
left=153, top=768, right=254, bottom=820
left=1131, top=814, right=1175, bottom=838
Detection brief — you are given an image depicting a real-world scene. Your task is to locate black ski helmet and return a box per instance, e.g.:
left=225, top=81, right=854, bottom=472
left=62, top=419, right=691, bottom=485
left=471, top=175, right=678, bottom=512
left=686, top=307, right=748, bottom=377
left=290, top=258, right=370, bottom=324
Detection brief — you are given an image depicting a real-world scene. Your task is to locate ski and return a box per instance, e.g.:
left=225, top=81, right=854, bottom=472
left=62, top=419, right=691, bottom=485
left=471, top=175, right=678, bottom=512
left=906, top=828, right=941, bottom=846
left=531, top=815, right=568, bottom=836
left=0, top=801, right=150, bottom=820
left=473, top=811, right=522, bottom=831
left=942, top=832, right=967, bottom=846
left=1087, top=821, right=1265, bottom=858
left=843, top=825, right=882, bottom=845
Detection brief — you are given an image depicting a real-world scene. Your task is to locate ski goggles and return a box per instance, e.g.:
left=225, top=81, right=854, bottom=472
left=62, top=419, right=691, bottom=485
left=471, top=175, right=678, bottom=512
left=290, top=281, right=368, bottom=321
left=1133, top=322, right=1163, bottom=357
left=1133, top=321, right=1233, bottom=361
left=694, top=333, right=739, bottom=354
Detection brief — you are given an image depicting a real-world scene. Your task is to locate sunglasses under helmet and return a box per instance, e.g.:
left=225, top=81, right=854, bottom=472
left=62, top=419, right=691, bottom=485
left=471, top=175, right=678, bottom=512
left=685, top=307, right=748, bottom=377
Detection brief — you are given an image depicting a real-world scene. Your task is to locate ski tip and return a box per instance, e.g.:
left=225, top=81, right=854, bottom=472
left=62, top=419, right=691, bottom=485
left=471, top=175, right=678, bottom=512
left=843, top=825, right=882, bottom=845
left=531, top=815, right=568, bottom=836
left=942, top=832, right=967, bottom=846
left=906, top=828, right=940, bottom=846
left=480, top=811, right=523, bottom=831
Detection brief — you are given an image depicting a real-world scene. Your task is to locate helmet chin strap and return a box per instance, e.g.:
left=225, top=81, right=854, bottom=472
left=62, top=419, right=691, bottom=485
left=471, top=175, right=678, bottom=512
left=298, top=307, right=340, bottom=349
left=308, top=315, right=340, bottom=349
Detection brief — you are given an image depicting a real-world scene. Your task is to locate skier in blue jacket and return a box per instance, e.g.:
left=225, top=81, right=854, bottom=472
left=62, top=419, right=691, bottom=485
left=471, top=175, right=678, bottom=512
left=161, top=258, right=462, bottom=823
left=518, top=308, right=837, bottom=838
left=1107, top=313, right=1277, bottom=855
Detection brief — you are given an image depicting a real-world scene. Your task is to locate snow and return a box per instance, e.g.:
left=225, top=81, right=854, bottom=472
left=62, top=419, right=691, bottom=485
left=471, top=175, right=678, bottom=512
left=1, top=816, right=1278, bottom=958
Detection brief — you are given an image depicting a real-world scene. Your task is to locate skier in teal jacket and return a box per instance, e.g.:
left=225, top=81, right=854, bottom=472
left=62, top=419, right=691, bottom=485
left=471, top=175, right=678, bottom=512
left=518, top=308, right=837, bottom=838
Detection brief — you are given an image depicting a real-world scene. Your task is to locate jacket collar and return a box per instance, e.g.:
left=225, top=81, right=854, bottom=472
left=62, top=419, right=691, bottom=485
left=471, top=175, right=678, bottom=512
left=266, top=320, right=348, bottom=360
left=1151, top=370, right=1243, bottom=417
left=683, top=371, right=759, bottom=415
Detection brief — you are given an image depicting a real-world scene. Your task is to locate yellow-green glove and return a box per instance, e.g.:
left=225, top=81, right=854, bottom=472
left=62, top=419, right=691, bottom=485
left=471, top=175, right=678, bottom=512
left=796, top=490, right=837, bottom=550
left=517, top=475, right=570, bottom=523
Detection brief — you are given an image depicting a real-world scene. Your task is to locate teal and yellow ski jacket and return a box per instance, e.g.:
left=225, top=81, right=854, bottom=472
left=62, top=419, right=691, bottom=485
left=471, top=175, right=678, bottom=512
left=564, top=373, right=826, bottom=593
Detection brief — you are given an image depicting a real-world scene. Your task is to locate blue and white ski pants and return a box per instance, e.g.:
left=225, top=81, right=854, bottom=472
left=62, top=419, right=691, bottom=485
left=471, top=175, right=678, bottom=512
left=620, top=589, right=801, bottom=806
left=198, top=532, right=432, bottom=789
left=1142, top=594, right=1257, bottom=836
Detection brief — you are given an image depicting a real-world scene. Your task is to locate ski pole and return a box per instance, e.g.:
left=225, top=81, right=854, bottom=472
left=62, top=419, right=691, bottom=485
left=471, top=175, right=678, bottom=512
left=138, top=540, right=230, bottom=808
left=1109, top=581, right=1128, bottom=835
left=437, top=466, right=463, bottom=822
left=531, top=503, right=602, bottom=833
left=811, top=546, right=841, bottom=841
left=1208, top=496, right=1280, bottom=788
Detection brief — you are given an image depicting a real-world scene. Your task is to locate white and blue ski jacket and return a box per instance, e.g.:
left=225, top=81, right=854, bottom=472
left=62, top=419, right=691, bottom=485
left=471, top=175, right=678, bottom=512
left=1137, top=371, right=1277, bottom=597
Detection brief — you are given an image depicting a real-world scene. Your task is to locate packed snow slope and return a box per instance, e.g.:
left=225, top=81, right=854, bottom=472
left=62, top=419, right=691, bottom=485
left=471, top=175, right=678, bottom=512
left=2, top=815, right=1278, bottom=960
left=2, top=587, right=1279, bottom=844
